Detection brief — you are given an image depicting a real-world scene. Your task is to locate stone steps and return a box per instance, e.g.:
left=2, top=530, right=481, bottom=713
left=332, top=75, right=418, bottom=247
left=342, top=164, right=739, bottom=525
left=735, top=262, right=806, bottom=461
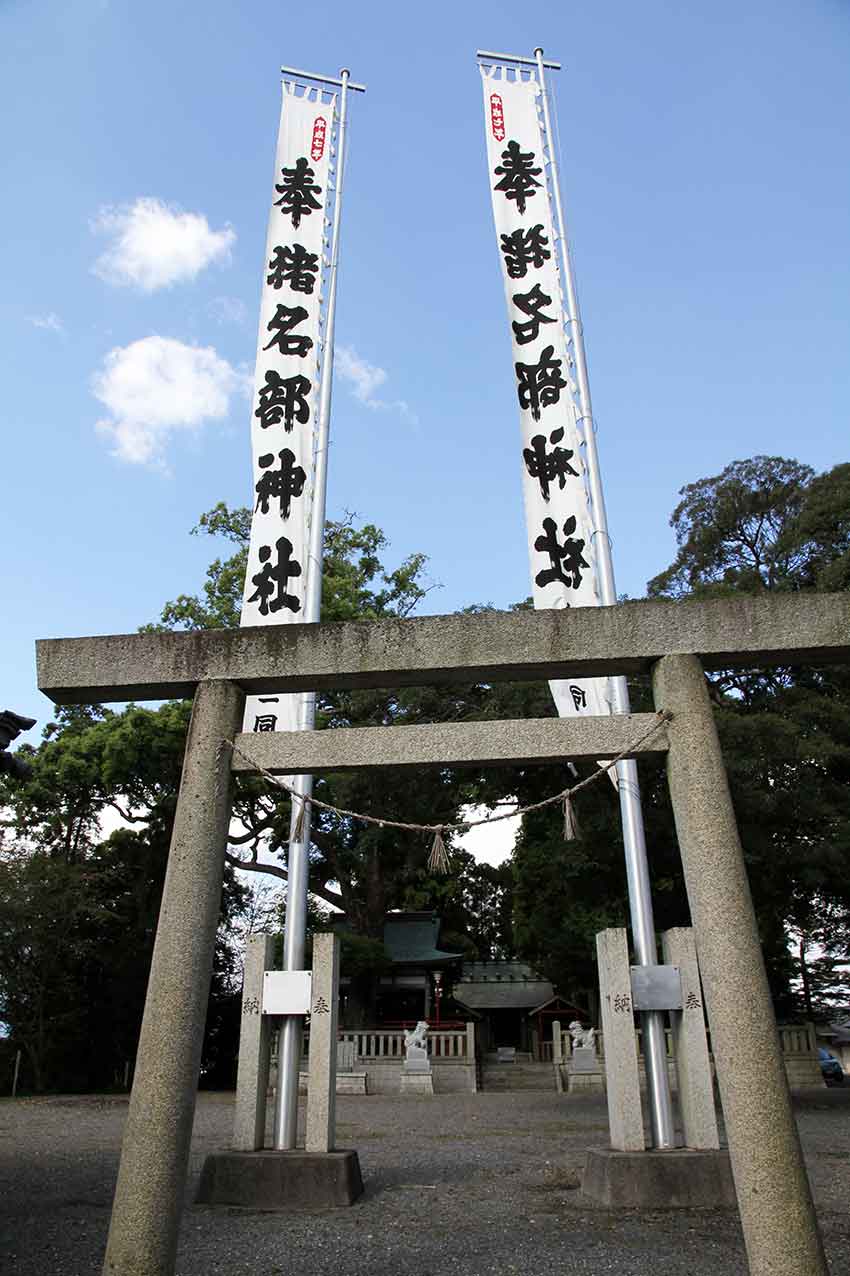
left=481, top=1064, right=556, bottom=1092
left=483, top=1051, right=534, bottom=1064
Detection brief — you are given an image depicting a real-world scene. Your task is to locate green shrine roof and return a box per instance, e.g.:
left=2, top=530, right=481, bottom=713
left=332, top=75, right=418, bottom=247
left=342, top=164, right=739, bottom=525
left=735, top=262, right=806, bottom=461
left=382, top=912, right=462, bottom=965
left=330, top=911, right=461, bottom=966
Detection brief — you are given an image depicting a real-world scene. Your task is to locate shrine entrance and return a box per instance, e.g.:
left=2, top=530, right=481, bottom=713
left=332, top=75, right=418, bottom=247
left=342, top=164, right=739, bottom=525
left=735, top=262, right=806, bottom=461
left=36, top=589, right=848, bottom=1276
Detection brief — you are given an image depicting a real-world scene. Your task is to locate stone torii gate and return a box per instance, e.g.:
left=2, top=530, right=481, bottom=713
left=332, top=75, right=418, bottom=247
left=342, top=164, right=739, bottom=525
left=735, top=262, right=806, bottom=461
left=36, top=591, right=850, bottom=1276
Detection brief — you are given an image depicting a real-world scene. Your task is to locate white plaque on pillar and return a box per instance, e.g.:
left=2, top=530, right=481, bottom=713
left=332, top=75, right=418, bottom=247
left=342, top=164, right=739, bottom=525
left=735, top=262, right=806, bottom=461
left=262, top=970, right=312, bottom=1015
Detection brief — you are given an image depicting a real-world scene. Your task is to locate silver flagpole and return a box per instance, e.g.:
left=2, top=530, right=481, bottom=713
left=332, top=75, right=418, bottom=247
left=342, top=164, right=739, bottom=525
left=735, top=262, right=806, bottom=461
left=528, top=45, right=676, bottom=1149
left=529, top=45, right=675, bottom=1149
left=274, top=64, right=364, bottom=1151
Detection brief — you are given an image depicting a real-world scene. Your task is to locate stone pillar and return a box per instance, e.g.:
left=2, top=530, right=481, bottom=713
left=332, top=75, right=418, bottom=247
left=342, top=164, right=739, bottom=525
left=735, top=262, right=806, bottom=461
left=552, top=1018, right=564, bottom=1094
left=596, top=928, right=644, bottom=1151
left=102, top=680, right=244, bottom=1276
left=466, top=1021, right=477, bottom=1093
left=306, top=933, right=340, bottom=1153
left=661, top=928, right=718, bottom=1150
left=233, top=933, right=275, bottom=1152
left=653, top=654, right=827, bottom=1276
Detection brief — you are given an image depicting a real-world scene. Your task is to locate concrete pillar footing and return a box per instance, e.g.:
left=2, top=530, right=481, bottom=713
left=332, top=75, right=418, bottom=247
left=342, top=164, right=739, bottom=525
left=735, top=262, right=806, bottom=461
left=198, top=1149, right=363, bottom=1210
left=581, top=1147, right=736, bottom=1209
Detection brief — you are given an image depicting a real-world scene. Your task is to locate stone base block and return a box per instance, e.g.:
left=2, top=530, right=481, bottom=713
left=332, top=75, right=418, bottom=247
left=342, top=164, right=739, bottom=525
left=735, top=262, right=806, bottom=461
left=337, top=1072, right=367, bottom=1094
left=298, top=1071, right=368, bottom=1095
left=197, top=1149, right=363, bottom=1210
left=400, top=1071, right=434, bottom=1095
left=581, top=1148, right=736, bottom=1209
left=571, top=1046, right=599, bottom=1072
left=568, top=1071, right=605, bottom=1094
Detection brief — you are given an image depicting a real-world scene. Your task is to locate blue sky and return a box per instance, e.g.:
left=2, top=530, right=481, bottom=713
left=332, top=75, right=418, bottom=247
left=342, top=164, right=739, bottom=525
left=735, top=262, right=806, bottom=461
left=3, top=0, right=849, bottom=741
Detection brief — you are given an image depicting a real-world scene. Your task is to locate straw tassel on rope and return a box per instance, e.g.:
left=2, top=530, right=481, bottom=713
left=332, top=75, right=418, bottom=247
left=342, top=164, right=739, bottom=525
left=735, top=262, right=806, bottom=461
left=291, top=799, right=305, bottom=844
left=562, top=793, right=580, bottom=842
left=428, top=827, right=450, bottom=874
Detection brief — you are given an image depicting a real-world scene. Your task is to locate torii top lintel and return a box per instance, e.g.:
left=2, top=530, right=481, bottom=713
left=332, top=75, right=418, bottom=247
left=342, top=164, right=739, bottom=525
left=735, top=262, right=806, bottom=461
left=35, top=593, right=850, bottom=706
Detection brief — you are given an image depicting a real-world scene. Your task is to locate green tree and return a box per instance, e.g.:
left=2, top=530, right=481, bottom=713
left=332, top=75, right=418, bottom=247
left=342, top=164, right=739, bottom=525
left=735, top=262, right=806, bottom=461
left=477, top=676, right=686, bottom=1013
left=648, top=456, right=850, bottom=1016
left=648, top=457, right=850, bottom=602
left=0, top=845, right=96, bottom=1092
left=0, top=702, right=248, bottom=1091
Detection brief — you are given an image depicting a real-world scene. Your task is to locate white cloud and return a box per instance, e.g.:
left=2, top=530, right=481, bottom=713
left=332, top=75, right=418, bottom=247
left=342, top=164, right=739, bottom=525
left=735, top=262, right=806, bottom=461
left=92, top=197, right=235, bottom=292
left=335, top=344, right=417, bottom=424
left=92, top=335, right=246, bottom=467
left=27, top=312, right=64, bottom=333
left=336, top=346, right=387, bottom=402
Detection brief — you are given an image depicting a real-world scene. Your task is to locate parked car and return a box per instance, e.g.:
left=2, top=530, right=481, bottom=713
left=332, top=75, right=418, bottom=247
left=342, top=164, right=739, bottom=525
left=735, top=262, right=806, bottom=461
left=818, top=1047, right=845, bottom=1086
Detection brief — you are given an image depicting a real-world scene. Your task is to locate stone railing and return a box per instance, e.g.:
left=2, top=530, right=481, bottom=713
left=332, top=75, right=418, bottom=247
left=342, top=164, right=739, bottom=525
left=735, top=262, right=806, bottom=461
left=339, top=1028, right=469, bottom=1059
left=540, top=1029, right=677, bottom=1061
left=283, top=1026, right=471, bottom=1063
left=778, top=1023, right=816, bottom=1056
left=537, top=1021, right=822, bottom=1087
left=274, top=1024, right=476, bottom=1095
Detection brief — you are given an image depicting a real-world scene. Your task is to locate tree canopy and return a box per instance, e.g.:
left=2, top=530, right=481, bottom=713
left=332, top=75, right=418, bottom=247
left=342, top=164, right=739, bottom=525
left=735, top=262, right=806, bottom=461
left=3, top=453, right=848, bottom=1094
left=0, top=701, right=248, bottom=1091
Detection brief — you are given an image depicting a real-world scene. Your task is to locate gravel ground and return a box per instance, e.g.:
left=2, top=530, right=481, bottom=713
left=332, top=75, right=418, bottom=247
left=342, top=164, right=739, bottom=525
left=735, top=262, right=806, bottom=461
left=3, top=1088, right=850, bottom=1275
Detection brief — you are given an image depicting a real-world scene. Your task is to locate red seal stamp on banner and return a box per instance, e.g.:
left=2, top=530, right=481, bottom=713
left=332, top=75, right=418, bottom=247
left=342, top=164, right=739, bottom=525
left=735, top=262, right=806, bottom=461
left=311, top=116, right=327, bottom=161
left=490, top=94, right=505, bottom=141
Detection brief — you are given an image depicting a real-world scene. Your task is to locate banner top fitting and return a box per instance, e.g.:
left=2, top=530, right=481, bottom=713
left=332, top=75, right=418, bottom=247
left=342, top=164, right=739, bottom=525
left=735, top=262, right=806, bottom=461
left=280, top=64, right=367, bottom=93
left=476, top=48, right=561, bottom=71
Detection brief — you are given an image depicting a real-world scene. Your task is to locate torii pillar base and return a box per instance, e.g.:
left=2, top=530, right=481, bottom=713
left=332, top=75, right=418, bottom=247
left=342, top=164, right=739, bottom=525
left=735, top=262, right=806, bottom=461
left=581, top=1148, right=736, bottom=1209
left=197, top=1149, right=363, bottom=1210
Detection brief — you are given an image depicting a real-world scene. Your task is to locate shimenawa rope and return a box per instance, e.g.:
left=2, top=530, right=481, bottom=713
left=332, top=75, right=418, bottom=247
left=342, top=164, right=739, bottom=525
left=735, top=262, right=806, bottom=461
left=226, top=710, right=672, bottom=873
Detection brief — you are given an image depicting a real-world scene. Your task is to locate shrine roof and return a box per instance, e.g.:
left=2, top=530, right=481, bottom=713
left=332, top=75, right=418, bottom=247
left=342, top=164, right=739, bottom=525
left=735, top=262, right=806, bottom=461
left=383, top=912, right=462, bottom=965
left=330, top=911, right=462, bottom=966
left=455, top=961, right=554, bottom=1010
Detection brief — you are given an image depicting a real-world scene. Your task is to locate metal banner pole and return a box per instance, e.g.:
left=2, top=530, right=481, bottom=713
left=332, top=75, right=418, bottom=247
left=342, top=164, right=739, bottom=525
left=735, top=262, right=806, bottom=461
left=274, top=65, right=364, bottom=1151
left=530, top=44, right=675, bottom=1148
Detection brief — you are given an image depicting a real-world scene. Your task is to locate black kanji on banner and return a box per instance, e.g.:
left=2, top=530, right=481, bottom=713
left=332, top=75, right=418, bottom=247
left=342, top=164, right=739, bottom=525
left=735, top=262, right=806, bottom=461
left=267, top=243, right=319, bottom=294
left=515, top=345, right=567, bottom=420
left=253, top=713, right=278, bottom=732
left=569, top=685, right=588, bottom=711
left=511, top=282, right=557, bottom=346
left=246, top=537, right=303, bottom=615
left=274, top=156, right=322, bottom=228
left=255, top=370, right=311, bottom=431
left=254, top=449, right=307, bottom=519
left=500, top=225, right=551, bottom=279
left=263, top=304, right=314, bottom=358
left=523, top=426, right=579, bottom=501
left=534, top=515, right=589, bottom=591
left=493, top=140, right=542, bottom=215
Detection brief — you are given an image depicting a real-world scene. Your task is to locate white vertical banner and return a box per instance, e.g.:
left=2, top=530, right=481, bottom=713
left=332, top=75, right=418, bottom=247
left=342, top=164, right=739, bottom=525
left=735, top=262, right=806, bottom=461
left=481, top=66, right=611, bottom=724
left=241, top=83, right=336, bottom=735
